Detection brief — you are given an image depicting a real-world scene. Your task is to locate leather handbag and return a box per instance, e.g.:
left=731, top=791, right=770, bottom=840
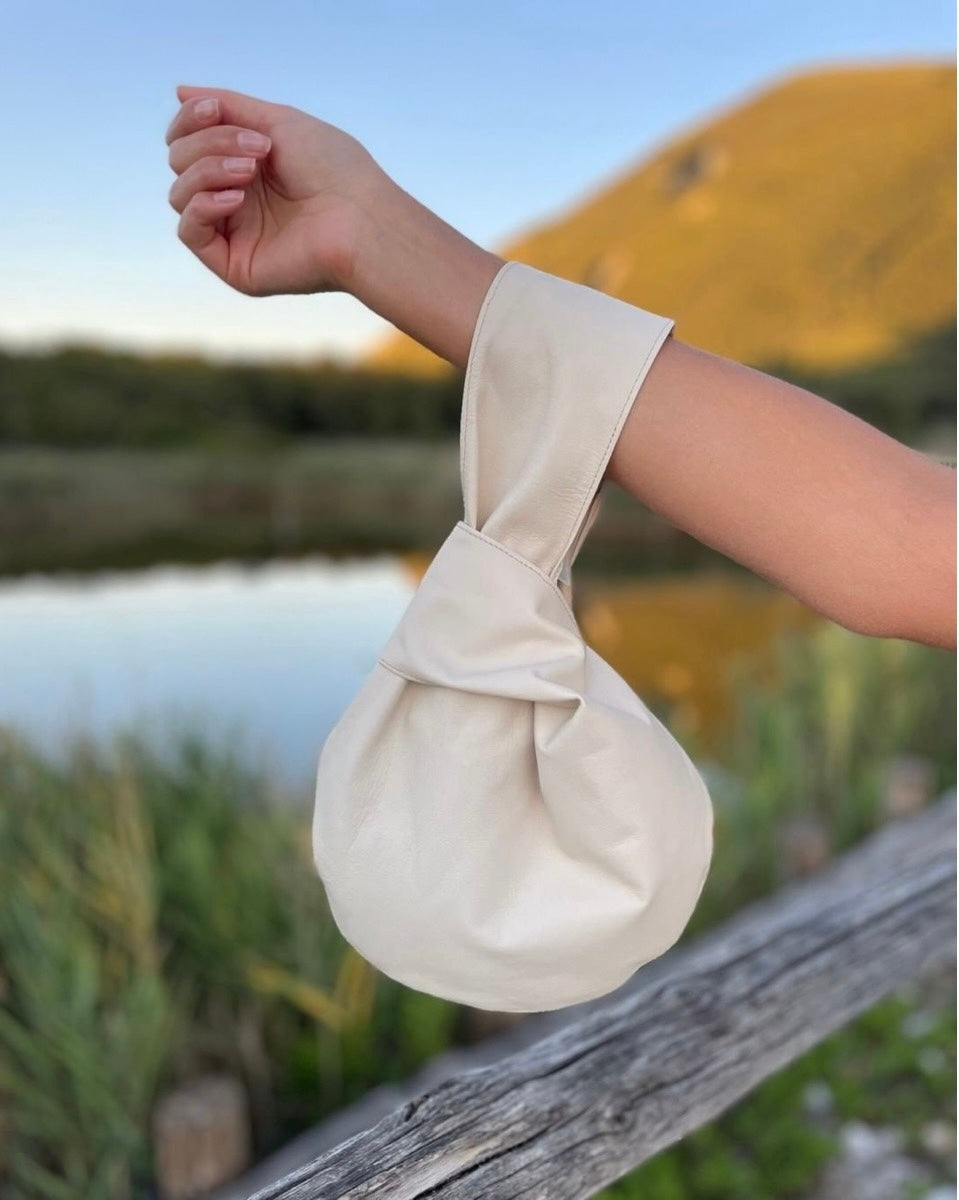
left=312, top=259, right=714, bottom=1013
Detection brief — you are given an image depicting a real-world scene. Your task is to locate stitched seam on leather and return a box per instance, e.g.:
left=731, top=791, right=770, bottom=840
left=459, top=260, right=518, bottom=496
left=549, top=319, right=675, bottom=581
left=377, top=520, right=580, bottom=683
left=455, top=522, right=578, bottom=626
left=377, top=658, right=430, bottom=686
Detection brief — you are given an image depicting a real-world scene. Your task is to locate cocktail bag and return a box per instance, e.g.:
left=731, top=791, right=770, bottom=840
left=313, top=260, right=714, bottom=1012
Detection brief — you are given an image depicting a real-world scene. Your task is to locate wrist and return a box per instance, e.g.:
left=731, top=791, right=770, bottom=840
left=345, top=173, right=505, bottom=370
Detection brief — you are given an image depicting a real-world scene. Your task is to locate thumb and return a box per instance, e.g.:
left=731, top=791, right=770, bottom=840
left=175, top=83, right=288, bottom=130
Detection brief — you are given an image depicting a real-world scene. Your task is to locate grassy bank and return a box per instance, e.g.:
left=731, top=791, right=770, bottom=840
left=0, top=617, right=954, bottom=1198
left=0, top=440, right=809, bottom=579
left=1, top=427, right=952, bottom=580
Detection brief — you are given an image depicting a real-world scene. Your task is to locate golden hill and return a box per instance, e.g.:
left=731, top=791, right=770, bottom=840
left=364, top=60, right=956, bottom=379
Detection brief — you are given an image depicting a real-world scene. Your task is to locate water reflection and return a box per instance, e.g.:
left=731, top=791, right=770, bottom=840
left=0, top=557, right=416, bottom=802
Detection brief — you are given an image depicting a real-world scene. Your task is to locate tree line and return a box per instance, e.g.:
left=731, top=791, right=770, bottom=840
left=0, top=323, right=953, bottom=448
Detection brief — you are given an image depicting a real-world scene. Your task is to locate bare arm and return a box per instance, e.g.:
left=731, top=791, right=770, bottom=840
left=608, top=337, right=956, bottom=650
left=165, top=87, right=956, bottom=651
left=347, top=179, right=956, bottom=651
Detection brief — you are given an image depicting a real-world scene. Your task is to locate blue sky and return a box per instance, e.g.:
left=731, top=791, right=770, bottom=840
left=3, top=0, right=953, bottom=366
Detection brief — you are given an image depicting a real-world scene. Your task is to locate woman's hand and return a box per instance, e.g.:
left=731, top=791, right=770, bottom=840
left=166, top=82, right=504, bottom=368
left=165, top=84, right=387, bottom=296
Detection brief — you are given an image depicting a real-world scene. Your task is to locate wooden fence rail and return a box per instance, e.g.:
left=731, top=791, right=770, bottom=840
left=249, top=793, right=956, bottom=1200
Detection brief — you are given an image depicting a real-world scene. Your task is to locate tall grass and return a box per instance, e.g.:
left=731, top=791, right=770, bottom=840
left=0, top=619, right=954, bottom=1198
left=686, top=622, right=956, bottom=933
left=0, top=726, right=455, bottom=1198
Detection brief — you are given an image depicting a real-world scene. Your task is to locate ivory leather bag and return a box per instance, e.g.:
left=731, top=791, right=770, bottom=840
left=313, top=260, right=714, bottom=1013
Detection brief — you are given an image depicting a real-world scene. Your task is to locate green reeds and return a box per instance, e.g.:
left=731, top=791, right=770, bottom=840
left=0, top=620, right=953, bottom=1198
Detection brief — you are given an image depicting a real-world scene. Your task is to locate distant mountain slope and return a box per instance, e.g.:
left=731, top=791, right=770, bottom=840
left=364, top=61, right=956, bottom=379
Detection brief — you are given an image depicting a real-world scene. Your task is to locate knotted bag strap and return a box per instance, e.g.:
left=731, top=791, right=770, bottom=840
left=460, top=260, right=675, bottom=585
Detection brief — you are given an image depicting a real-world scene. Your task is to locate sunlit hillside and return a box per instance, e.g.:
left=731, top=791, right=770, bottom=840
left=365, top=61, right=956, bottom=379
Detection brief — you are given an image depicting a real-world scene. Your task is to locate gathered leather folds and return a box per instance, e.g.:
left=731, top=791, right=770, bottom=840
left=312, top=260, right=714, bottom=1012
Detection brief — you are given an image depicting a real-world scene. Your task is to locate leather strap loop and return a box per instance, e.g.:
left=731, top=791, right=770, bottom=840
left=460, top=260, right=675, bottom=580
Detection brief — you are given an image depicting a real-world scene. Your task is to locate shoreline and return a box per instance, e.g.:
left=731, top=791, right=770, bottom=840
left=0, top=439, right=721, bottom=580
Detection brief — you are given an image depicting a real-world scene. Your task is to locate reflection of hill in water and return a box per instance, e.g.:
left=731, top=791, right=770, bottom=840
left=577, top=571, right=823, bottom=754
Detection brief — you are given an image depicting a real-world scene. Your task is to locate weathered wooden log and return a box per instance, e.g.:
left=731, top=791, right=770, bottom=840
left=250, top=793, right=956, bottom=1200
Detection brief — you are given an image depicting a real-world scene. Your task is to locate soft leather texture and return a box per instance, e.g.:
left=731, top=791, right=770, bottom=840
left=312, top=260, right=714, bottom=1013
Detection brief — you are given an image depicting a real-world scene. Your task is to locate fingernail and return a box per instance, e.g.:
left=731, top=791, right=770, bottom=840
left=195, top=98, right=218, bottom=118
left=215, top=189, right=244, bottom=203
left=224, top=156, right=256, bottom=173
left=238, top=130, right=271, bottom=153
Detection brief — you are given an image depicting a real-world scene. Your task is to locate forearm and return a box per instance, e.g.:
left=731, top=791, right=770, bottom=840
left=345, top=184, right=956, bottom=650
left=608, top=338, right=957, bottom=650
left=348, top=176, right=504, bottom=370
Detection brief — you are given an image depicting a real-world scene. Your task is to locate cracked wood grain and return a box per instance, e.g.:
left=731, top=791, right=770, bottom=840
left=250, top=793, right=956, bottom=1200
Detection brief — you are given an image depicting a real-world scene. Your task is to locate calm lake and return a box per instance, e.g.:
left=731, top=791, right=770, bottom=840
left=0, top=556, right=417, bottom=803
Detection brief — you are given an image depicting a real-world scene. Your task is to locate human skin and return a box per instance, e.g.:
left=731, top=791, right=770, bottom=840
left=166, top=85, right=956, bottom=651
